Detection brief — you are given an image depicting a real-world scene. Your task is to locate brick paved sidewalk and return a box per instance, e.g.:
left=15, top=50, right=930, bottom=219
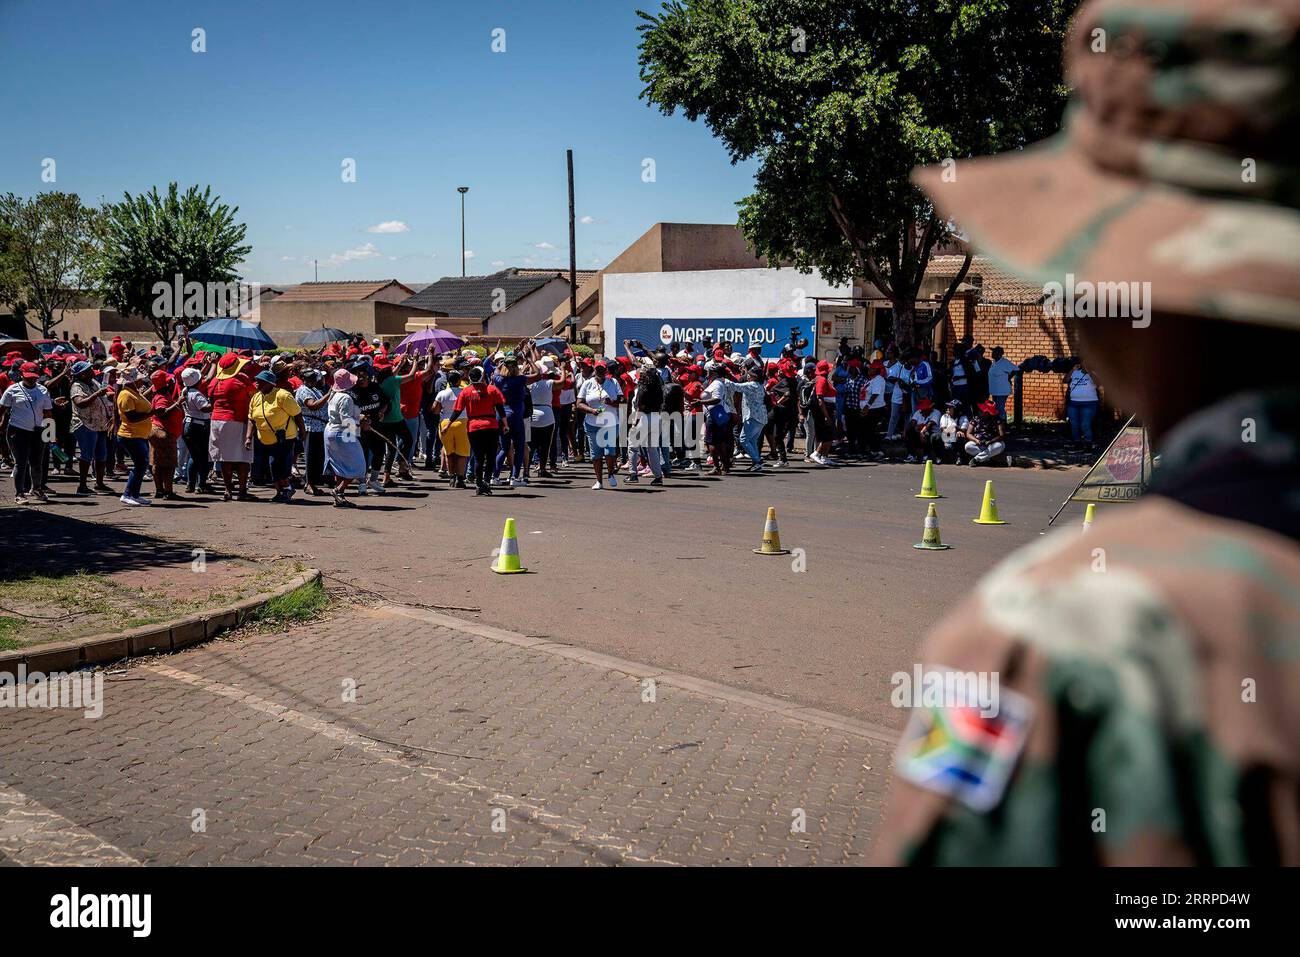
left=0, top=604, right=892, bottom=866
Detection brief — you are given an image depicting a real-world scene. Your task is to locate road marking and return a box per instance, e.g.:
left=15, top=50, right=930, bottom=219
left=0, top=781, right=140, bottom=866
left=376, top=603, right=901, bottom=747
left=143, top=661, right=676, bottom=865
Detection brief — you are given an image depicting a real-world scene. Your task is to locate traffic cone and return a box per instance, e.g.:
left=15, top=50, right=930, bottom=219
left=913, top=502, right=952, bottom=550
left=1081, top=503, right=1097, bottom=534
left=753, top=506, right=791, bottom=556
left=915, top=459, right=942, bottom=499
left=972, top=480, right=1008, bottom=525
left=491, top=517, right=528, bottom=574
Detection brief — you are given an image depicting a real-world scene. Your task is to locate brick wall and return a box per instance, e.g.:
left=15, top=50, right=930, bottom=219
left=939, top=294, right=1090, bottom=422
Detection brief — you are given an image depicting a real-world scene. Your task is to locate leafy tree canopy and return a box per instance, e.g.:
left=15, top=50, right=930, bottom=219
left=95, top=183, right=251, bottom=345
left=638, top=0, right=1077, bottom=344
left=0, top=191, right=102, bottom=338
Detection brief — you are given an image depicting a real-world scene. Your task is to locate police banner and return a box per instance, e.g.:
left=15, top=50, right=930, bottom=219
left=612, top=317, right=817, bottom=360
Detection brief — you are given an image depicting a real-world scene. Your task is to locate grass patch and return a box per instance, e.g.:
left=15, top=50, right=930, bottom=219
left=0, top=617, right=20, bottom=652
left=250, top=580, right=328, bottom=625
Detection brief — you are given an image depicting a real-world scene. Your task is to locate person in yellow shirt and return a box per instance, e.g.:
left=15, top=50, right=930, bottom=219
left=245, top=370, right=304, bottom=503
left=114, top=370, right=154, bottom=505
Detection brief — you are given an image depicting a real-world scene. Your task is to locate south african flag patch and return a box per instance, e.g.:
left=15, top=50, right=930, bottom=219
left=894, top=676, right=1034, bottom=812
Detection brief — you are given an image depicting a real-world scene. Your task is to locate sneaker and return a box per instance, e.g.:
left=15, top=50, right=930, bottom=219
left=510, top=478, right=522, bottom=489
left=520, top=477, right=530, bottom=486
left=357, top=483, right=368, bottom=495
left=903, top=455, right=918, bottom=464
left=13, top=494, right=28, bottom=505
left=120, top=494, right=149, bottom=506
left=772, top=459, right=787, bottom=469
left=367, top=477, right=386, bottom=495
left=810, top=453, right=826, bottom=466
left=649, top=477, right=663, bottom=486
left=30, top=489, right=49, bottom=503
left=608, top=474, right=618, bottom=488
left=591, top=481, right=604, bottom=490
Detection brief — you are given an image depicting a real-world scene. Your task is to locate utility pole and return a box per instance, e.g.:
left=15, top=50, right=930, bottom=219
left=567, top=150, right=577, bottom=343
left=313, top=259, right=318, bottom=282
left=457, top=186, right=469, bottom=277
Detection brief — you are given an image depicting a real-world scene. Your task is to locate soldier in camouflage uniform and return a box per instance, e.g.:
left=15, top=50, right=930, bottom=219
left=873, top=0, right=1300, bottom=865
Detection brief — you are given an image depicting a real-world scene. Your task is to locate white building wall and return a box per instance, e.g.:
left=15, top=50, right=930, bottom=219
left=601, top=268, right=850, bottom=357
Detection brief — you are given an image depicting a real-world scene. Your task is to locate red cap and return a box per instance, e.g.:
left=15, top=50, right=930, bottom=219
left=218, top=353, right=240, bottom=369
left=815, top=361, right=832, bottom=375
left=150, top=370, right=171, bottom=389
left=374, top=358, right=392, bottom=370
left=979, top=400, right=998, bottom=415
left=19, top=362, right=39, bottom=378
left=918, top=398, right=934, bottom=412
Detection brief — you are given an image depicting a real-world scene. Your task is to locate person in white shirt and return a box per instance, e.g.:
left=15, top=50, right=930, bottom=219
left=526, top=357, right=559, bottom=480
left=987, top=347, right=1020, bottom=421
left=0, top=363, right=56, bottom=504
left=575, top=363, right=622, bottom=489
left=861, top=362, right=888, bottom=459
left=939, top=400, right=970, bottom=463
left=886, top=356, right=913, bottom=439
left=902, top=397, right=942, bottom=463
left=1067, top=359, right=1101, bottom=445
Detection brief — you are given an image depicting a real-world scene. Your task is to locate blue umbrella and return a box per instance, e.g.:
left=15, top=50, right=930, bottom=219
left=531, top=337, right=570, bottom=356
left=190, top=318, right=277, bottom=352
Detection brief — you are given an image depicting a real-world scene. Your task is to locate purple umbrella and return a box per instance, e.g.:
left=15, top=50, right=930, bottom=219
left=393, top=328, right=465, bottom=356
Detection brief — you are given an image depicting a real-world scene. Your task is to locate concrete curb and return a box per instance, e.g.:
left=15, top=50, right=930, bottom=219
left=376, top=603, right=901, bottom=747
left=0, top=569, right=321, bottom=680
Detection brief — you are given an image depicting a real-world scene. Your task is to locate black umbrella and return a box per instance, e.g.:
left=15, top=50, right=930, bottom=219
left=299, top=327, right=351, bottom=347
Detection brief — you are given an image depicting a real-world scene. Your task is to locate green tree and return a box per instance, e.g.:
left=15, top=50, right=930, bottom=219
left=0, top=191, right=103, bottom=339
left=95, top=183, right=251, bottom=345
left=638, top=0, right=1076, bottom=346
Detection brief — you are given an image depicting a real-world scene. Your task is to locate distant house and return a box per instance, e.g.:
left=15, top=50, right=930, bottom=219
left=545, top=223, right=774, bottom=348
left=257, top=280, right=443, bottom=345
left=401, top=269, right=574, bottom=339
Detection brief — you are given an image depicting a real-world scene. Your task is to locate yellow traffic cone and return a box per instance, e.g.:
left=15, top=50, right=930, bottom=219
left=491, top=517, right=528, bottom=574
left=753, top=506, right=791, bottom=556
left=1081, top=503, right=1097, bottom=534
left=972, top=480, right=1008, bottom=525
left=915, top=459, right=942, bottom=499
left=913, top=502, right=952, bottom=550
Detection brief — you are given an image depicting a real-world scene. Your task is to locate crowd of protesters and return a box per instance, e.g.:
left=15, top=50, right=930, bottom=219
left=0, top=329, right=1066, bottom=508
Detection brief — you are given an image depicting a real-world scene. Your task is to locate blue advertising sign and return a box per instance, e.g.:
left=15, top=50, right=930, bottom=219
left=611, top=317, right=817, bottom=360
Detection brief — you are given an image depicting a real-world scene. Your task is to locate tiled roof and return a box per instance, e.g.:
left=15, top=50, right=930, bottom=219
left=926, top=255, right=1046, bottom=305
left=275, top=280, right=414, bottom=303
left=516, top=268, right=597, bottom=283
left=401, top=269, right=564, bottom=320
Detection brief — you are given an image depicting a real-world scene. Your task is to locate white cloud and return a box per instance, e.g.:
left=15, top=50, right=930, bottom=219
left=490, top=260, right=506, bottom=268
left=580, top=216, right=595, bottom=225
left=367, top=220, right=410, bottom=234
left=463, top=250, right=475, bottom=260
left=323, top=242, right=382, bottom=268
left=279, top=255, right=297, bottom=262
left=532, top=241, right=556, bottom=250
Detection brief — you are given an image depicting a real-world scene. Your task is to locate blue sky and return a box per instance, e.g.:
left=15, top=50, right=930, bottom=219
left=0, top=0, right=757, bottom=285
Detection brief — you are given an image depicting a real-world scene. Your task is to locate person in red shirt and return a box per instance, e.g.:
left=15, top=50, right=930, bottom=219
left=149, top=369, right=185, bottom=500
left=205, top=353, right=257, bottom=500
left=447, top=366, right=508, bottom=495
left=811, top=360, right=838, bottom=465
left=109, top=336, right=125, bottom=362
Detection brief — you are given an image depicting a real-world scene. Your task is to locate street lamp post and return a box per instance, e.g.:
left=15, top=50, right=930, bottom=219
left=457, top=186, right=469, bottom=277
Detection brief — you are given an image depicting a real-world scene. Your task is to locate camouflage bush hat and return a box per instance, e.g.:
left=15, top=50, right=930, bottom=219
left=914, top=0, right=1300, bottom=329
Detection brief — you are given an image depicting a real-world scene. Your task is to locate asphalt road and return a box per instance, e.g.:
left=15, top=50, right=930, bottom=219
left=32, top=456, right=1088, bottom=730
